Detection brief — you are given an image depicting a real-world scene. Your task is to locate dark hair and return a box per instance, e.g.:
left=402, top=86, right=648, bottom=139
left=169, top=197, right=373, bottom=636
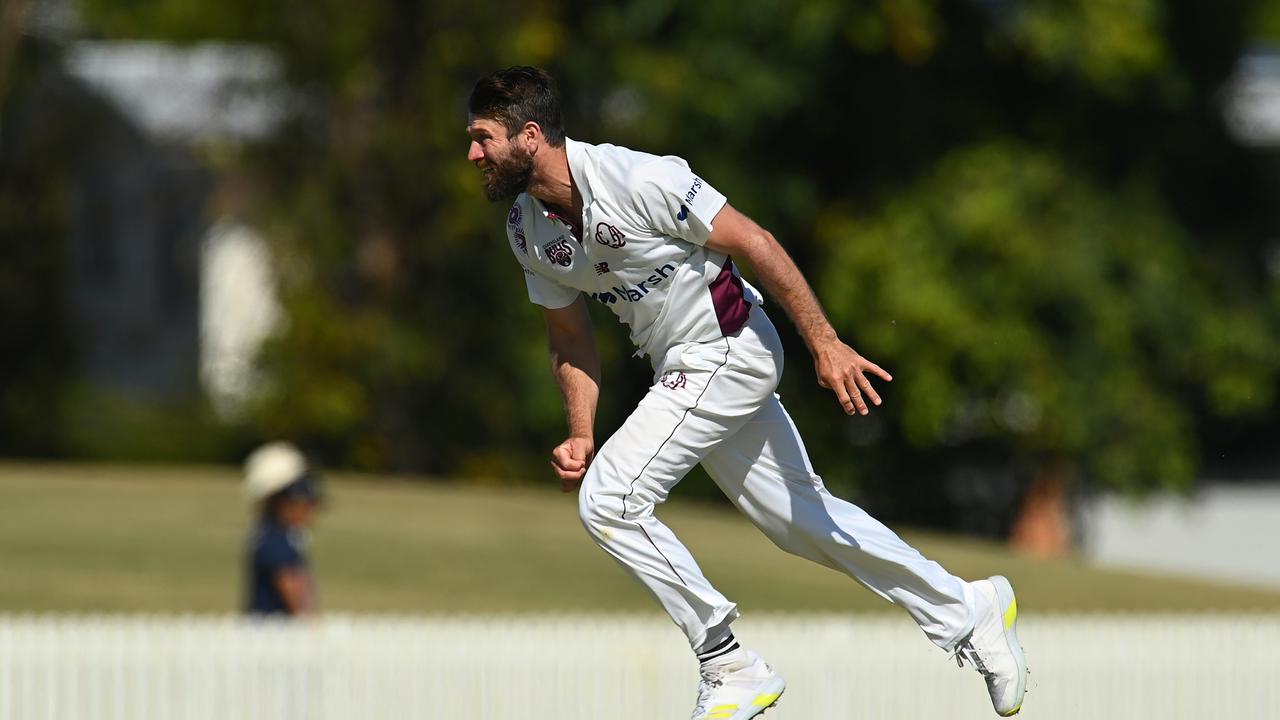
left=469, top=66, right=565, bottom=147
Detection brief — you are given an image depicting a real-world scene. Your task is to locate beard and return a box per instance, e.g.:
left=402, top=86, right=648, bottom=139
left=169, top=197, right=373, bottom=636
left=482, top=144, right=534, bottom=202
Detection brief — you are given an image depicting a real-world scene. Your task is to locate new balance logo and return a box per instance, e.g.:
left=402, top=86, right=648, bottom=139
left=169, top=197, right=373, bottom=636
left=590, top=263, right=676, bottom=305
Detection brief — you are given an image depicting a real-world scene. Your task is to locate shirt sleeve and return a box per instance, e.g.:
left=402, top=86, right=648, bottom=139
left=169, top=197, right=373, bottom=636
left=523, top=269, right=580, bottom=309
left=255, top=531, right=303, bottom=573
left=629, top=156, right=728, bottom=246
left=508, top=223, right=580, bottom=309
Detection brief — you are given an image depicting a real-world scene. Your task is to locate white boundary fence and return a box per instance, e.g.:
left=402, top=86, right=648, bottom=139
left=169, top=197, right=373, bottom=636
left=2, top=613, right=1277, bottom=719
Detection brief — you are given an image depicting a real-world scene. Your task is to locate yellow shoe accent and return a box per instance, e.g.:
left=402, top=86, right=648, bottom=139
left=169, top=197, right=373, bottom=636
left=710, top=705, right=738, bottom=712
left=1000, top=700, right=1023, bottom=716
left=1003, top=597, right=1018, bottom=630
left=752, top=692, right=781, bottom=707
left=705, top=714, right=734, bottom=719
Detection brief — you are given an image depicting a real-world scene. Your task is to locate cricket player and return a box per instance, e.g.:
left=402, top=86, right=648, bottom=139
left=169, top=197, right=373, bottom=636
left=466, top=66, right=1028, bottom=719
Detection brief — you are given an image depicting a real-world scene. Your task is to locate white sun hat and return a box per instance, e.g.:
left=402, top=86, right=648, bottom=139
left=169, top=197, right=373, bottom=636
left=243, top=441, right=308, bottom=502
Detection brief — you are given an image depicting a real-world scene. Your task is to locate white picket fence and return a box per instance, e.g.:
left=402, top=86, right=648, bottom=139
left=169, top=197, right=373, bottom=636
left=1, top=613, right=1277, bottom=719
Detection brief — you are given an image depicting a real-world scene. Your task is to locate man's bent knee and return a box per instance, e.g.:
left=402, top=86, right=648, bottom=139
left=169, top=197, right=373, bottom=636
left=578, top=468, right=664, bottom=542
left=577, top=465, right=627, bottom=541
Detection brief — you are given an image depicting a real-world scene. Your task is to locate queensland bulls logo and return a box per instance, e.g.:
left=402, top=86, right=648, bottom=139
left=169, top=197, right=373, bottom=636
left=507, top=204, right=522, bottom=227
left=594, top=222, right=626, bottom=248
left=660, top=371, right=687, bottom=390
left=513, top=229, right=528, bottom=254
left=543, top=237, right=574, bottom=267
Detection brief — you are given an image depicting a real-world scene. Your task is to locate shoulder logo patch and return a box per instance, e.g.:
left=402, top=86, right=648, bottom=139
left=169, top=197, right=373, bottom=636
left=513, top=229, right=528, bottom=254
left=507, top=204, right=522, bottom=227
left=543, top=237, right=574, bottom=267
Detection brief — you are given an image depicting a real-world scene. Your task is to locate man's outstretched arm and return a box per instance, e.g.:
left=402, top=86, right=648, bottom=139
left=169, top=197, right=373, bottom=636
left=705, top=204, right=892, bottom=416
left=543, top=296, right=601, bottom=491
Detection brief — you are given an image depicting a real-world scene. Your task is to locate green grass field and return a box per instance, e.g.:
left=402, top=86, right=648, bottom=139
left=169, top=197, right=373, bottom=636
left=3, top=462, right=1279, bottom=614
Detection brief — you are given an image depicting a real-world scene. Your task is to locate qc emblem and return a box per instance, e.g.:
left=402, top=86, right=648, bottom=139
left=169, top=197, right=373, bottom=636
left=594, top=222, right=626, bottom=249
left=543, top=237, right=574, bottom=267
left=660, top=371, right=687, bottom=390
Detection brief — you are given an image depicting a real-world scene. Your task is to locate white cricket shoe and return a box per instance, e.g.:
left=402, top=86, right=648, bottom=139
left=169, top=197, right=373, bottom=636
left=955, top=575, right=1029, bottom=716
left=690, top=651, right=786, bottom=720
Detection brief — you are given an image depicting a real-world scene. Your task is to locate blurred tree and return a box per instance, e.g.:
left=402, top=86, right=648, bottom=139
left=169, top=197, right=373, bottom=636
left=1, top=33, right=235, bottom=462
left=558, top=0, right=1280, bottom=531
left=819, top=141, right=1274, bottom=491
left=71, top=0, right=1280, bottom=537
left=76, top=0, right=638, bottom=475
left=1, top=36, right=78, bottom=456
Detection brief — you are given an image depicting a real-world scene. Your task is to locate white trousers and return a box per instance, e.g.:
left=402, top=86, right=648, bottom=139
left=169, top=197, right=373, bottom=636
left=578, top=306, right=976, bottom=653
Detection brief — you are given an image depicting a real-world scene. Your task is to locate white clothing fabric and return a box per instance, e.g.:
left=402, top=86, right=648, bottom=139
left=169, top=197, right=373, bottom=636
left=506, top=138, right=762, bottom=361
left=577, top=306, right=976, bottom=652
left=504, top=139, right=977, bottom=655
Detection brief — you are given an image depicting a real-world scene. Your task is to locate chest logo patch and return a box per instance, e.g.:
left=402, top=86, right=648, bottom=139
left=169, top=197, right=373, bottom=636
left=660, top=371, right=687, bottom=390
left=543, top=237, right=574, bottom=267
left=513, top=229, right=528, bottom=254
left=594, top=222, right=626, bottom=249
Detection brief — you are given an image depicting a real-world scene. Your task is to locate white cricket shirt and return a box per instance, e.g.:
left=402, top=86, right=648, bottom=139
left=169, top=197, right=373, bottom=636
left=505, top=138, right=763, bottom=363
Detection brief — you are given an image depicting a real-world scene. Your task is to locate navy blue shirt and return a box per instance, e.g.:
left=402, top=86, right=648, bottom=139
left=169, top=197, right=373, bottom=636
left=245, top=520, right=309, bottom=615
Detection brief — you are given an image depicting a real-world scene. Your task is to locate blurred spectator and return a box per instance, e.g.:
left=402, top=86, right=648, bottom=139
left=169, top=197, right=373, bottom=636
left=242, top=442, right=321, bottom=616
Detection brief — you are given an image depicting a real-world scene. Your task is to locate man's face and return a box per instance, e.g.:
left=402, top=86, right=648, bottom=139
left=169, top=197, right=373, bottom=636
left=466, top=116, right=534, bottom=202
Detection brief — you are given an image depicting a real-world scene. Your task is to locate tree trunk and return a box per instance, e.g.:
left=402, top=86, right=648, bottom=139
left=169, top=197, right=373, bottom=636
left=1010, top=460, right=1072, bottom=557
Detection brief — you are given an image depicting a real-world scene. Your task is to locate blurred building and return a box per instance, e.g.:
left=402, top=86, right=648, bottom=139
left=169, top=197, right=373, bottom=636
left=47, top=26, right=284, bottom=410
left=1082, top=483, right=1280, bottom=590
left=1225, top=48, right=1280, bottom=149
left=59, top=84, right=208, bottom=400
left=1226, top=45, right=1280, bottom=261
left=1066, top=49, right=1280, bottom=589
left=64, top=42, right=283, bottom=145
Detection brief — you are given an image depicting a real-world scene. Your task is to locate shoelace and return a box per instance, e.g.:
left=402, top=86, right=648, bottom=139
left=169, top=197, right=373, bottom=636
left=954, top=640, right=993, bottom=679
left=691, top=665, right=729, bottom=718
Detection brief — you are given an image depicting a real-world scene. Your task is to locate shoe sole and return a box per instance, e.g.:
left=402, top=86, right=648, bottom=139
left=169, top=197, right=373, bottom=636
left=705, top=676, right=786, bottom=720
left=989, top=575, right=1028, bottom=716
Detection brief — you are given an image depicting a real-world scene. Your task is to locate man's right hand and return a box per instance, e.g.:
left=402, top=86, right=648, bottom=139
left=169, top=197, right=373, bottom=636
left=551, top=436, right=595, bottom=492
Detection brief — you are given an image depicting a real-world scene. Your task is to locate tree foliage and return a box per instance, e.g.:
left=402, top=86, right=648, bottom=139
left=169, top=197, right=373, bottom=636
left=819, top=141, right=1274, bottom=492
left=53, top=0, right=1280, bottom=519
